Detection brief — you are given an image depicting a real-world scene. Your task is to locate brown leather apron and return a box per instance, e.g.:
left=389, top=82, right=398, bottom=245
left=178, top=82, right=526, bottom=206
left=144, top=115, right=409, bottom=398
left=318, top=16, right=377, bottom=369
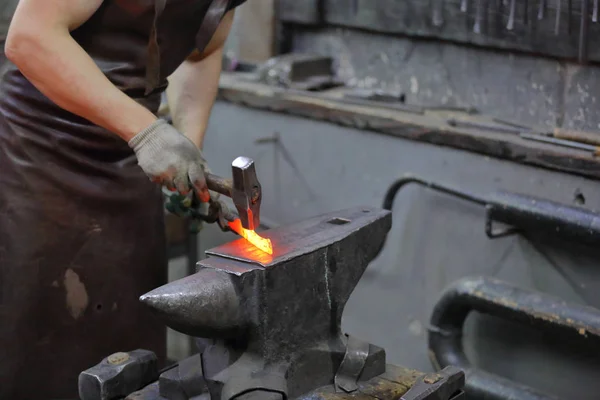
left=0, top=0, right=244, bottom=398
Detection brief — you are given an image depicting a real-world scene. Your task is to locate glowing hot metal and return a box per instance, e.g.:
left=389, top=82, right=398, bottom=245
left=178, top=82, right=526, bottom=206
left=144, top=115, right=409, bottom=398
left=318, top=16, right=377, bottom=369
left=228, top=219, right=273, bottom=255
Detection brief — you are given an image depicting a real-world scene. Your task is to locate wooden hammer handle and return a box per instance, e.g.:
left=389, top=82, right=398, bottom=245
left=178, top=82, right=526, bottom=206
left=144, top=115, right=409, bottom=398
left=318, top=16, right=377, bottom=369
left=553, top=128, right=600, bottom=147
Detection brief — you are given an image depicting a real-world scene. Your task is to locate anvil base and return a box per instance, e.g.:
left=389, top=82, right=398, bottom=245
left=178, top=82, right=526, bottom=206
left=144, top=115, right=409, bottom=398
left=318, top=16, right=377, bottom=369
left=126, top=363, right=465, bottom=400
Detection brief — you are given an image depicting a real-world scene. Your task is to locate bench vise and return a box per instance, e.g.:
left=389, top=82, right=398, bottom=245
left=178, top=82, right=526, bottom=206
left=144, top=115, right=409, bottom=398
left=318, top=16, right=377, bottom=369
left=79, top=206, right=465, bottom=400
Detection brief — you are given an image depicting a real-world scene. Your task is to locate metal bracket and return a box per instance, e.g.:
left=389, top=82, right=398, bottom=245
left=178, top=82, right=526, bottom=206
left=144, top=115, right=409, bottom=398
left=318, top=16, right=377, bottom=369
left=334, top=335, right=370, bottom=393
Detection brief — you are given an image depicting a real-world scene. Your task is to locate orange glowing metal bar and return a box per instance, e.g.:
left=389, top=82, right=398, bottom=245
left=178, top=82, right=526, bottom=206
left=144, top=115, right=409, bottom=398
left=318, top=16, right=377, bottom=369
left=228, top=219, right=273, bottom=255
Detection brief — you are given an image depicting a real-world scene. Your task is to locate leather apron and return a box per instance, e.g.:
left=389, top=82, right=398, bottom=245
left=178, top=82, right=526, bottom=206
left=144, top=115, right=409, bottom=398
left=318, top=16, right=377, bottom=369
left=0, top=0, right=244, bottom=398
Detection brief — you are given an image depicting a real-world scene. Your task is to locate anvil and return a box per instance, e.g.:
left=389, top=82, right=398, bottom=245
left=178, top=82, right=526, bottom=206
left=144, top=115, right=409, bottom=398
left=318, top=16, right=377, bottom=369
left=79, top=206, right=465, bottom=400
left=141, top=206, right=391, bottom=399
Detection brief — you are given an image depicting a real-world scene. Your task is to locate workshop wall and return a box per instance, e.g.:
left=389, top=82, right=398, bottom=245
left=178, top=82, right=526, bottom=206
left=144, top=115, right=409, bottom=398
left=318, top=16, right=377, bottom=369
left=202, top=97, right=600, bottom=399
left=290, top=26, right=600, bottom=132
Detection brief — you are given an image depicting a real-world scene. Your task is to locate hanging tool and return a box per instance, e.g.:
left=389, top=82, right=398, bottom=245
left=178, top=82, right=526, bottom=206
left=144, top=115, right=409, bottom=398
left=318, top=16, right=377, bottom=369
left=594, top=0, right=598, bottom=22
left=507, top=0, right=517, bottom=29
left=580, top=0, right=590, bottom=63
left=555, top=0, right=562, bottom=34
left=460, top=0, right=468, bottom=12
left=400, top=366, right=465, bottom=400
left=538, top=0, right=547, bottom=19
left=520, top=132, right=600, bottom=155
left=473, top=0, right=485, bottom=33
left=523, top=0, right=529, bottom=25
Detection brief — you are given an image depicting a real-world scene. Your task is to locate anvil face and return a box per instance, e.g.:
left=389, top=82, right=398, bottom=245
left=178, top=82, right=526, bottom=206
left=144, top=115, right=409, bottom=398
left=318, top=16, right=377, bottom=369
left=207, top=206, right=390, bottom=267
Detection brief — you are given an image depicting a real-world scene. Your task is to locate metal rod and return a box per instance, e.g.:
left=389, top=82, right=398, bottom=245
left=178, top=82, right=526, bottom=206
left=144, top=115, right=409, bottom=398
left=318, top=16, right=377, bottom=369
left=474, top=0, right=485, bottom=32
left=580, top=0, right=590, bottom=63
left=492, top=117, right=532, bottom=129
left=594, top=0, right=598, bottom=22
left=568, top=0, right=573, bottom=33
left=447, top=118, right=523, bottom=134
left=432, top=0, right=444, bottom=26
left=520, top=132, right=599, bottom=153
left=507, top=0, right=517, bottom=29
left=555, top=0, right=562, bottom=34
left=538, top=0, right=547, bottom=19
left=461, top=0, right=468, bottom=12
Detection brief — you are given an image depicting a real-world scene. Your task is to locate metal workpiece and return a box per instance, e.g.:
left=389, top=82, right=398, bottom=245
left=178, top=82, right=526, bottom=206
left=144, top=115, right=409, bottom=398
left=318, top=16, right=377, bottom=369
left=429, top=277, right=600, bottom=400
left=230, top=156, right=261, bottom=231
left=78, top=350, right=159, bottom=400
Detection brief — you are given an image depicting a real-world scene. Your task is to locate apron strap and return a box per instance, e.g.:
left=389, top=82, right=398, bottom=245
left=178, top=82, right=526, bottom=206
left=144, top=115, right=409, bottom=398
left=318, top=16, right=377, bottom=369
left=145, top=0, right=167, bottom=95
left=195, top=0, right=231, bottom=54
left=145, top=0, right=231, bottom=95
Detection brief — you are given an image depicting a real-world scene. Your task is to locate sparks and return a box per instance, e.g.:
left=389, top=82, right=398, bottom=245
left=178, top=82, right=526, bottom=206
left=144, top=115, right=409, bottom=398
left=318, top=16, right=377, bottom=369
left=228, top=219, right=273, bottom=255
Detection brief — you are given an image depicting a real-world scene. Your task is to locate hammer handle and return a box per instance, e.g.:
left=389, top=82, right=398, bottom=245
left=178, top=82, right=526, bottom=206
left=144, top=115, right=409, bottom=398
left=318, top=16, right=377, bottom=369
left=206, top=173, right=232, bottom=198
left=553, top=128, right=600, bottom=147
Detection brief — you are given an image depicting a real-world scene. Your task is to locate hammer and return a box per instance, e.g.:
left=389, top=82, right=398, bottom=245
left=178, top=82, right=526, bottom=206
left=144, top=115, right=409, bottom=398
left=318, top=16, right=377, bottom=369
left=205, top=156, right=262, bottom=231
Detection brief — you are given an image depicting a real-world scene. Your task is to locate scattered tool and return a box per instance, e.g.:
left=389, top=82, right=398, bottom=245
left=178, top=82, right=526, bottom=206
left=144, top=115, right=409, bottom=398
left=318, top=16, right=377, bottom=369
left=520, top=132, right=600, bottom=155
left=80, top=207, right=466, bottom=399
left=547, top=126, right=600, bottom=146
left=400, top=366, right=465, bottom=400
left=447, top=118, right=522, bottom=134
left=78, top=350, right=159, bottom=400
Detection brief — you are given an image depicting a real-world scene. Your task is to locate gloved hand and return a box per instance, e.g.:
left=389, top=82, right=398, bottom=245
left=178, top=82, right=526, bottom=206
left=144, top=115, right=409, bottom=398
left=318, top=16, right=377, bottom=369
left=129, top=119, right=210, bottom=202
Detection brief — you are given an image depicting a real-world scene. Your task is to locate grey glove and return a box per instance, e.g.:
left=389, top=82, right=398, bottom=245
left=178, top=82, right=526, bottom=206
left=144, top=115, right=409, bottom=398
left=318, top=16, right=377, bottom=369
left=129, top=119, right=210, bottom=202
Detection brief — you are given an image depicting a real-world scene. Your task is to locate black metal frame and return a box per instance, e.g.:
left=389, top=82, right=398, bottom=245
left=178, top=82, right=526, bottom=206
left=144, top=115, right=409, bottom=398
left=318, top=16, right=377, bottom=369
left=428, top=276, right=600, bottom=399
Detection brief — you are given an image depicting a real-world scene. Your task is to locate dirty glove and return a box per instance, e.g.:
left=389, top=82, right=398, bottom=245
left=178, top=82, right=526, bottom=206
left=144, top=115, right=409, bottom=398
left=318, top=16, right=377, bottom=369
left=129, top=119, right=210, bottom=202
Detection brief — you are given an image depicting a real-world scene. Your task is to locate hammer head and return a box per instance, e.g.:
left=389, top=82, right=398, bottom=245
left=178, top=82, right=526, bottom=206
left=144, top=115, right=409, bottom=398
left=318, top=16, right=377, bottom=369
left=231, top=156, right=261, bottom=231
left=78, top=350, right=158, bottom=400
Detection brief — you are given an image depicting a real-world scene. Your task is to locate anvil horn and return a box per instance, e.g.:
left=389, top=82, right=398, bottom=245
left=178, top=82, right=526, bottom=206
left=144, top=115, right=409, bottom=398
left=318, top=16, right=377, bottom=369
left=140, top=267, right=244, bottom=338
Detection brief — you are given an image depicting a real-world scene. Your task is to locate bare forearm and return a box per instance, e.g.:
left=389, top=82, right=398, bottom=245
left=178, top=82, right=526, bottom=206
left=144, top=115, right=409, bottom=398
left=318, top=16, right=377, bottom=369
left=166, top=9, right=235, bottom=149
left=166, top=48, right=223, bottom=148
left=6, top=1, right=156, bottom=141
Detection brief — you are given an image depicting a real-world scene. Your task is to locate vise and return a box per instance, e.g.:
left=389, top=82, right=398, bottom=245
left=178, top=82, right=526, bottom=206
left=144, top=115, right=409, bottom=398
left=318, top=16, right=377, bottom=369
left=79, top=206, right=465, bottom=400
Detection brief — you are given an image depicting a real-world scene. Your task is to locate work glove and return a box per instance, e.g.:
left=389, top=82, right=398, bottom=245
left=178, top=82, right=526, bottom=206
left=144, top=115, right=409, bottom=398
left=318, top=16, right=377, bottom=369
left=129, top=119, right=210, bottom=202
